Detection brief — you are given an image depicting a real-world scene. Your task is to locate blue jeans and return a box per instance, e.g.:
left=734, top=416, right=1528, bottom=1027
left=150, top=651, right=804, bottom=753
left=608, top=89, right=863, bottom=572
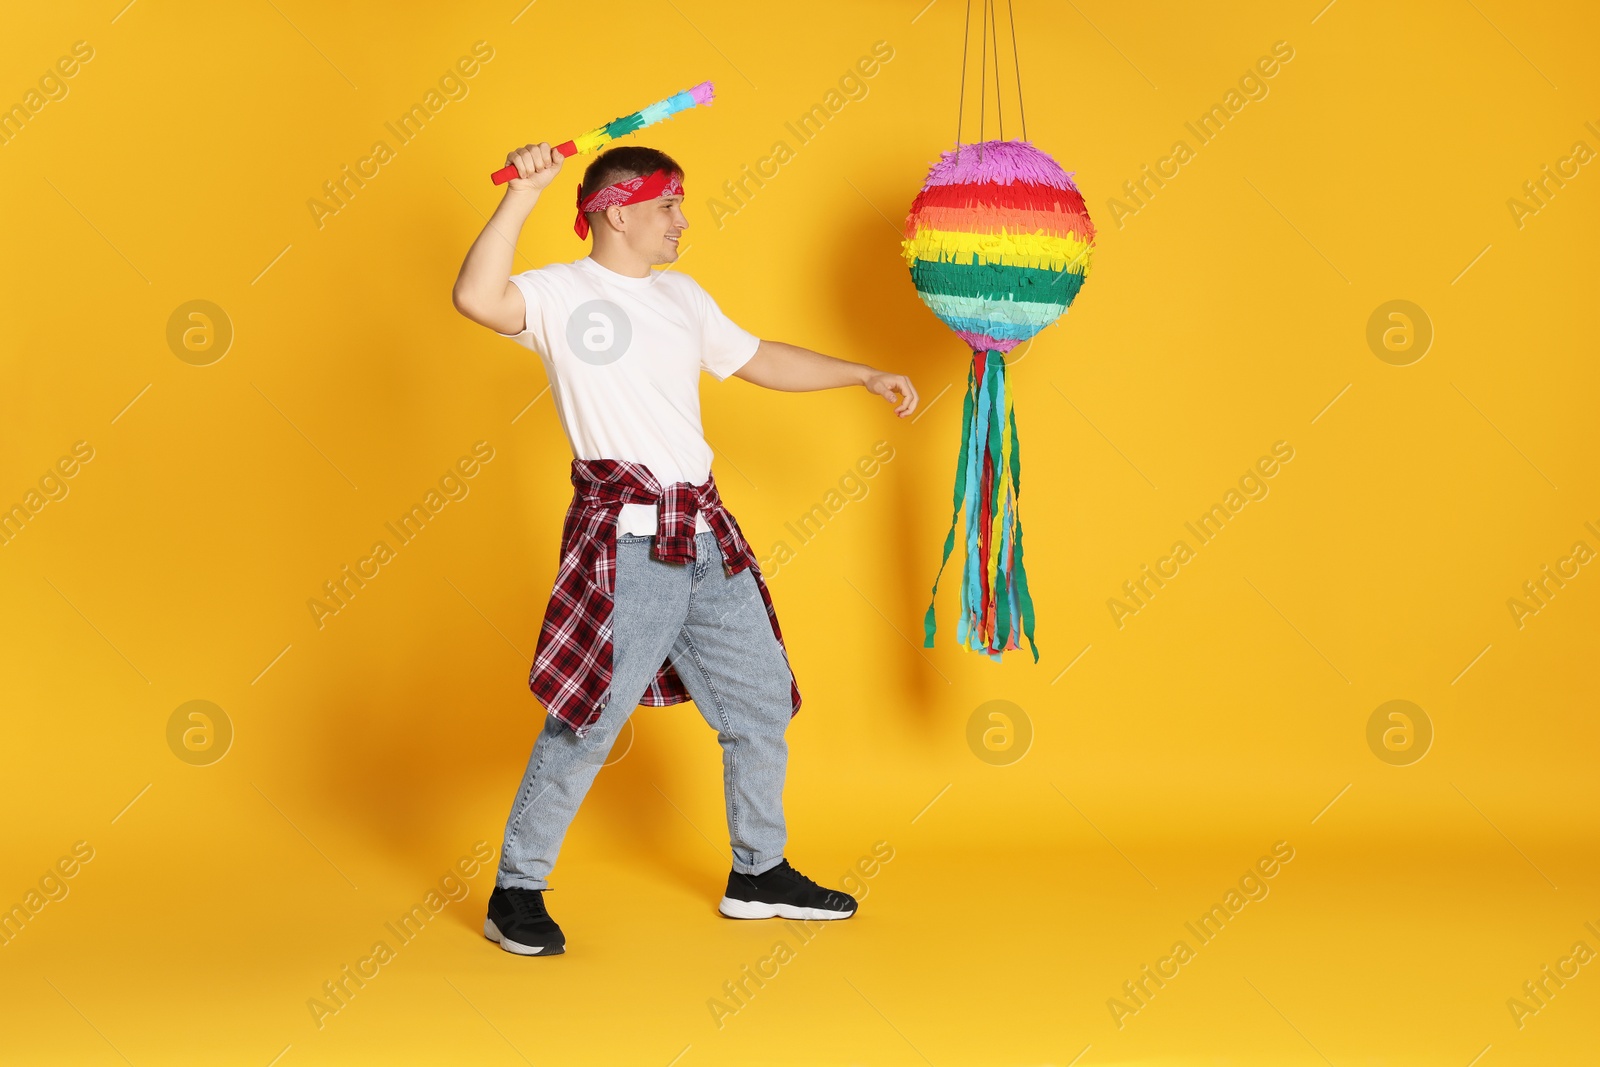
left=497, top=530, right=793, bottom=889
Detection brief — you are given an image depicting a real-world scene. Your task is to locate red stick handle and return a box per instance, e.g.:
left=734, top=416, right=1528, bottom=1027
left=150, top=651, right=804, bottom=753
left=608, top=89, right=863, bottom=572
left=490, top=140, right=577, bottom=184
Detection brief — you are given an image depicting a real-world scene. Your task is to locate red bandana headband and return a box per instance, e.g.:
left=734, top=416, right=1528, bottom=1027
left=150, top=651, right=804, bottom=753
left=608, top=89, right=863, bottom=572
left=574, top=168, right=685, bottom=239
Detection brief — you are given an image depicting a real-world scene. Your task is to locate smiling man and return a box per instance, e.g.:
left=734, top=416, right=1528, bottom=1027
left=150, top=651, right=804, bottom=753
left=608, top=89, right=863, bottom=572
left=451, top=141, right=918, bottom=957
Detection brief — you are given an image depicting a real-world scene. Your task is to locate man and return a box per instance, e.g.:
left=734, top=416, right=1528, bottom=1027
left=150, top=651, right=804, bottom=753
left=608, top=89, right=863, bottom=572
left=451, top=140, right=918, bottom=957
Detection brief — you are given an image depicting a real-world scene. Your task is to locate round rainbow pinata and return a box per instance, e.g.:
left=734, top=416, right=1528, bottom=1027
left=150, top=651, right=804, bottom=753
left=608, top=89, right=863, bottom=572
left=902, top=138, right=1096, bottom=661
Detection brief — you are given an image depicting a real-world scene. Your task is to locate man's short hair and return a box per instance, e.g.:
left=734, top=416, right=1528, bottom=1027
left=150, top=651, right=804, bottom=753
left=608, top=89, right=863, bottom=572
left=578, top=145, right=684, bottom=230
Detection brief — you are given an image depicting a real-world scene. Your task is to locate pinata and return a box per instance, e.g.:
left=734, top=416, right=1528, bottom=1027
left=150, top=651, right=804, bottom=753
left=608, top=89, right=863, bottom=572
left=903, top=139, right=1095, bottom=661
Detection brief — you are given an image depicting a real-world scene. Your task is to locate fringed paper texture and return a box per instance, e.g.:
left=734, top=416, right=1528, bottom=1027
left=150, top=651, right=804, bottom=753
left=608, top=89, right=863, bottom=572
left=923, top=350, right=1038, bottom=661
left=569, top=82, right=715, bottom=154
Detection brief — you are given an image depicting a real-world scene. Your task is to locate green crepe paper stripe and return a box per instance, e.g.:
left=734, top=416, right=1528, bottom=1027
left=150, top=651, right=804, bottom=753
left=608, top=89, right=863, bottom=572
left=912, top=258, right=1088, bottom=304
left=606, top=115, right=646, bottom=137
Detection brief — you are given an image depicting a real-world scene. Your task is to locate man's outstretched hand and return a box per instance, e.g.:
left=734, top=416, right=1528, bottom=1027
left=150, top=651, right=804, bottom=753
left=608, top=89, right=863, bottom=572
left=863, top=370, right=919, bottom=417
left=730, top=341, right=918, bottom=415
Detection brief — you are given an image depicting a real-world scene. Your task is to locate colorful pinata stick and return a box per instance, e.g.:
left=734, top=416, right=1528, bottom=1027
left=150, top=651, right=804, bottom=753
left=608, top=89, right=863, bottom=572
left=490, top=81, right=715, bottom=184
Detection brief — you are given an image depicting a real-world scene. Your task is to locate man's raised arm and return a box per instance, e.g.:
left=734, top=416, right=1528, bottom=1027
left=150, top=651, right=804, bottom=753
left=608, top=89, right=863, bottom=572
left=452, top=141, right=564, bottom=335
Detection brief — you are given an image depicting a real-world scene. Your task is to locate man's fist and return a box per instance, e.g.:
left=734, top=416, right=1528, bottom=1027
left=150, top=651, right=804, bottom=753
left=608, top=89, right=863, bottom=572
left=504, top=142, right=564, bottom=192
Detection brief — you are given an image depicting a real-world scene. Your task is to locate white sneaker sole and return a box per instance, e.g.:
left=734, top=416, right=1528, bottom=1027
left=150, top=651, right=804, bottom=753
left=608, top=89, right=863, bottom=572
left=484, top=917, right=564, bottom=955
left=718, top=896, right=856, bottom=920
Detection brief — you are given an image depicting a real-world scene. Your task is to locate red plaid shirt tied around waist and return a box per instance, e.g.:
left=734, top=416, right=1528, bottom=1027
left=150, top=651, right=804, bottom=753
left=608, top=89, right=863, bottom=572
left=528, top=458, right=802, bottom=738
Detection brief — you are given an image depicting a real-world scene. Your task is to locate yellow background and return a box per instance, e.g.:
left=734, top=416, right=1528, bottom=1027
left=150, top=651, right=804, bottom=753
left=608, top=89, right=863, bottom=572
left=2, top=0, right=1597, bottom=1064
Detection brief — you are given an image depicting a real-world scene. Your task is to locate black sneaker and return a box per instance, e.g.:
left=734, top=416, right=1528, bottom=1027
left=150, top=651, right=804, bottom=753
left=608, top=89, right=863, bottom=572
left=484, top=885, right=565, bottom=956
left=718, top=858, right=858, bottom=920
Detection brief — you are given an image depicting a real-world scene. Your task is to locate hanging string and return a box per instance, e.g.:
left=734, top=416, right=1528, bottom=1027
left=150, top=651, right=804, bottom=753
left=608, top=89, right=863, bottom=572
left=955, top=0, right=971, bottom=157
left=960, top=0, right=1028, bottom=154
left=989, top=0, right=1003, bottom=141
left=1007, top=0, right=1027, bottom=141
left=977, top=0, right=987, bottom=160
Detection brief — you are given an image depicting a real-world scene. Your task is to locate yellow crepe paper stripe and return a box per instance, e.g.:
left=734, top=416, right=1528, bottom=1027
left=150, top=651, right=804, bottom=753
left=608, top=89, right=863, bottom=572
left=904, top=226, right=1094, bottom=274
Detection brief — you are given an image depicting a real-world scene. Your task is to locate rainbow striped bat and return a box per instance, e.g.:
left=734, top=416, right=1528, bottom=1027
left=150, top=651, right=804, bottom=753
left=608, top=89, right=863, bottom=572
left=490, top=81, right=716, bottom=184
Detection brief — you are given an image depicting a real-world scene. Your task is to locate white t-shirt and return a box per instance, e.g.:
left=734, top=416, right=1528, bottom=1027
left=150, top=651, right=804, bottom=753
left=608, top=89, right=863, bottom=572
left=496, top=255, right=761, bottom=536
